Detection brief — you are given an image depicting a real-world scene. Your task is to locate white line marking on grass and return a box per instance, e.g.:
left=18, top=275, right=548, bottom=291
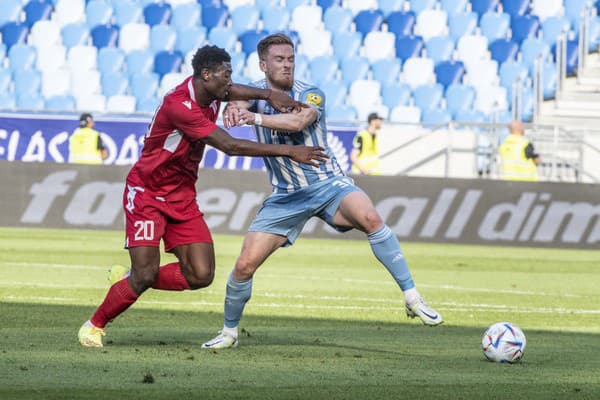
left=0, top=262, right=107, bottom=271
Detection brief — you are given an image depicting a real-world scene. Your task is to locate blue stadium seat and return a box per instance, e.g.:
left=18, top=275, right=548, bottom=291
left=98, top=47, right=125, bottom=75
left=294, top=53, right=309, bottom=80
left=425, top=36, right=454, bottom=65
left=327, top=104, right=357, bottom=121
left=340, top=56, right=370, bottom=86
left=154, top=50, right=183, bottom=78
left=414, top=83, right=443, bottom=111
left=91, top=24, right=119, bottom=49
left=489, top=38, right=519, bottom=64
left=230, top=52, right=245, bottom=77
left=521, top=38, right=550, bottom=76
left=541, top=16, right=571, bottom=47
left=446, top=85, right=475, bottom=117
left=480, top=12, right=510, bottom=42
left=8, top=44, right=36, bottom=71
left=2, top=22, right=29, bottom=50
left=499, top=60, right=528, bottom=91
left=24, top=0, right=53, bottom=27
left=309, top=55, right=338, bottom=86
left=208, top=27, right=237, bottom=53
left=172, top=3, right=200, bottom=30
left=0, top=69, right=11, bottom=94
left=86, top=0, right=113, bottom=28
left=255, top=0, right=279, bottom=14
left=130, top=73, right=159, bottom=100
left=511, top=15, right=540, bottom=44
left=448, top=12, right=477, bottom=43
left=455, top=109, right=486, bottom=124
left=44, top=95, right=76, bottom=111
left=143, top=2, right=172, bottom=26
left=317, top=0, right=342, bottom=10
left=386, top=11, right=416, bottom=38
left=354, top=10, right=384, bottom=38
left=62, top=23, right=90, bottom=48
left=395, top=35, right=424, bottom=62
left=440, top=0, right=468, bottom=16
left=565, top=39, right=579, bottom=75
left=435, top=60, right=465, bottom=88
left=324, top=6, right=353, bottom=34
left=175, top=26, right=207, bottom=54
left=202, top=6, right=229, bottom=30
left=101, top=72, right=129, bottom=97
left=379, top=0, right=405, bottom=18
left=0, top=93, right=16, bottom=109
left=382, top=82, right=412, bottom=108
left=239, top=29, right=269, bottom=56
left=231, top=5, right=259, bottom=35
left=503, top=0, right=529, bottom=19
left=285, top=0, right=311, bottom=11
left=422, top=108, right=452, bottom=124
left=0, top=0, right=22, bottom=27
left=541, top=61, right=557, bottom=99
left=137, top=96, right=160, bottom=113
left=371, top=58, right=401, bottom=84
left=17, top=93, right=44, bottom=110
left=565, top=0, right=593, bottom=29
left=321, top=80, right=347, bottom=107
left=409, top=0, right=436, bottom=14
left=150, top=24, right=177, bottom=53
left=14, top=69, right=41, bottom=96
left=126, top=49, right=154, bottom=76
left=198, top=0, right=223, bottom=8
left=263, top=7, right=290, bottom=32
left=471, top=0, right=499, bottom=20
left=332, top=31, right=362, bottom=60
left=114, top=1, right=143, bottom=26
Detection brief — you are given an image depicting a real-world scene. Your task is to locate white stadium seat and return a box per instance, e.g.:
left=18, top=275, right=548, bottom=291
left=76, top=93, right=106, bottom=113
left=106, top=94, right=137, bottom=113
left=364, top=31, right=395, bottom=62
left=42, top=69, right=71, bottom=97
left=415, top=9, right=448, bottom=41
left=402, top=57, right=435, bottom=89
left=36, top=45, right=67, bottom=73
left=67, top=45, right=98, bottom=72
left=55, top=0, right=86, bottom=27
left=119, top=23, right=150, bottom=54
left=389, top=105, right=422, bottom=123
left=30, top=20, right=62, bottom=49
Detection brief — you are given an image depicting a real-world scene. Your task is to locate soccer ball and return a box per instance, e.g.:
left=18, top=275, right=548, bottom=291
left=481, top=322, right=526, bottom=363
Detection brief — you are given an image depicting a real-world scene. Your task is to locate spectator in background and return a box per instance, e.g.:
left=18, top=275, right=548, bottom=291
left=68, top=113, right=108, bottom=164
left=350, top=112, right=383, bottom=175
left=498, top=120, right=541, bottom=181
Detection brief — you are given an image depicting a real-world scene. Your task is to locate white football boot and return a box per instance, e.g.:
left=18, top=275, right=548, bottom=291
left=201, top=331, right=238, bottom=349
left=406, top=297, right=444, bottom=326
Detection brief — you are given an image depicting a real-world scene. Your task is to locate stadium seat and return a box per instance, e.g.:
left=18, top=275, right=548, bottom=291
left=0, top=69, right=12, bottom=94
left=239, top=29, right=269, bottom=56
left=171, top=3, right=201, bottom=30
left=371, top=58, right=401, bottom=85
left=298, top=30, right=332, bottom=59
left=119, top=23, right=150, bottom=53
left=454, top=109, right=486, bottom=124
left=30, top=20, right=61, bottom=49
left=345, top=0, right=378, bottom=16
left=382, top=82, right=411, bottom=108
left=231, top=5, right=260, bottom=35
left=422, top=108, right=452, bottom=125
left=61, top=23, right=90, bottom=48
left=386, top=11, right=416, bottom=38
left=456, top=35, right=489, bottom=66
left=71, top=69, right=102, bottom=98
left=471, top=0, right=499, bottom=20
left=201, top=6, right=229, bottom=30
left=480, top=12, right=510, bottom=42
left=440, top=0, right=468, bottom=16
left=150, top=25, right=177, bottom=53
left=198, top=0, right=224, bottom=7
left=284, top=0, right=311, bottom=11
left=348, top=79, right=381, bottom=111
left=521, top=38, right=551, bottom=74
left=327, top=104, right=357, bottom=121
left=321, top=80, right=347, bottom=107
left=354, top=10, right=384, bottom=38
left=175, top=26, right=207, bottom=54
left=101, top=72, right=129, bottom=97
left=445, top=83, right=476, bottom=117
left=541, top=16, right=571, bottom=47
left=14, top=69, right=42, bottom=97
left=566, top=0, right=594, bottom=29
left=503, top=0, right=529, bottom=19
left=389, top=105, right=421, bottom=123
left=309, top=55, right=339, bottom=86
left=464, top=59, right=498, bottom=86
left=154, top=50, right=184, bottom=78
left=256, top=0, right=280, bottom=14
left=41, top=68, right=71, bottom=97
left=395, top=35, right=424, bottom=62
left=136, top=96, right=159, bottom=113
left=332, top=31, right=362, bottom=60
left=448, top=12, right=478, bottom=43
left=541, top=61, right=557, bottom=99
left=564, top=39, right=579, bottom=75
left=223, top=0, right=253, bottom=10
left=263, top=7, right=291, bottom=32
left=97, top=47, right=125, bottom=75
left=499, top=60, right=528, bottom=91
left=474, top=85, right=508, bottom=115
left=24, top=0, right=53, bottom=27
left=402, top=57, right=435, bottom=89
left=0, top=0, right=22, bottom=27
left=229, top=51, right=245, bottom=77
left=36, top=44, right=67, bottom=73
left=130, top=73, right=159, bottom=100
left=44, top=95, right=76, bottom=111
left=425, top=36, right=454, bottom=65
left=489, top=39, right=519, bottom=64
left=106, top=94, right=136, bottom=113
left=54, top=0, right=85, bottom=27
left=435, top=60, right=465, bottom=88
left=91, top=24, right=119, bottom=49
left=158, top=72, right=186, bottom=97
left=363, top=31, right=395, bottom=63
left=17, top=93, right=44, bottom=110
left=126, top=49, right=154, bottom=76
left=245, top=51, right=263, bottom=81
left=85, top=0, right=113, bottom=28
left=66, top=45, right=97, bottom=72
left=409, top=0, right=436, bottom=14
left=415, top=9, right=448, bottom=41
left=0, top=93, right=16, bottom=109
left=294, top=53, right=309, bottom=81
left=323, top=7, right=353, bottom=34
left=114, top=0, right=143, bottom=26
left=8, top=45, right=37, bottom=72
left=378, top=0, right=404, bottom=18
left=1, top=22, right=29, bottom=50
left=357, top=104, right=389, bottom=122
left=341, top=56, right=370, bottom=86
left=76, top=93, right=106, bottom=113
left=531, top=0, right=564, bottom=22
left=143, top=2, right=172, bottom=26
left=208, top=27, right=237, bottom=54
left=317, top=0, right=342, bottom=11
left=413, top=83, right=443, bottom=111
left=511, top=15, right=541, bottom=44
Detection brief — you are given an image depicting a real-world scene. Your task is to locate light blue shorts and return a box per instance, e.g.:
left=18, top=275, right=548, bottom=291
left=248, top=176, right=362, bottom=246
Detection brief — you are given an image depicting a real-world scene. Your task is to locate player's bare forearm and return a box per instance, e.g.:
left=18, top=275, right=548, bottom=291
left=227, top=84, right=303, bottom=112
left=233, top=107, right=317, bottom=132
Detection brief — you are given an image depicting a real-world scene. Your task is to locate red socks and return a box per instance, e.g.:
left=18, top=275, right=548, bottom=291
left=152, top=262, right=191, bottom=291
left=90, top=279, right=139, bottom=328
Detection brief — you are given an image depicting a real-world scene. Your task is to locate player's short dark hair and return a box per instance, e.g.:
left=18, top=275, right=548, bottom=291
left=191, top=45, right=231, bottom=77
left=257, top=34, right=295, bottom=60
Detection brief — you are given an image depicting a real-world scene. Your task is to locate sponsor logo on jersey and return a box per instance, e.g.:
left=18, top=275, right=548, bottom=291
left=306, top=93, right=322, bottom=107
left=182, top=101, right=192, bottom=110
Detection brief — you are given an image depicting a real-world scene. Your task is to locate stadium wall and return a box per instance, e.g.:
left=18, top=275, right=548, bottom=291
left=2, top=161, right=599, bottom=249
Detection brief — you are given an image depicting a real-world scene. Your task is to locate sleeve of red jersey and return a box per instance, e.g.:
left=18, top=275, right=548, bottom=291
left=168, top=98, right=218, bottom=141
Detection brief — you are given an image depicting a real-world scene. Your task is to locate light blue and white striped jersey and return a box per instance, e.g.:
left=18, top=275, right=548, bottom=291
left=248, top=79, right=346, bottom=193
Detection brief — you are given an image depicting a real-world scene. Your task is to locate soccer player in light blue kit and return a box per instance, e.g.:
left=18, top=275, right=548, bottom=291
left=202, top=34, right=443, bottom=349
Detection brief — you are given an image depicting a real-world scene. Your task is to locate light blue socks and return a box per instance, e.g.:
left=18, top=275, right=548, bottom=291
left=223, top=273, right=253, bottom=328
left=368, top=225, right=415, bottom=291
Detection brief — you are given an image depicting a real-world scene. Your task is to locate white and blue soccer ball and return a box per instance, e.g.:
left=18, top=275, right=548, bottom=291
left=482, top=322, right=526, bottom=364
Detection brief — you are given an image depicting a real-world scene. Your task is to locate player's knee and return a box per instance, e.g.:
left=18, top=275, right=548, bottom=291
left=130, top=266, right=159, bottom=291
left=185, top=264, right=215, bottom=290
left=363, top=209, right=384, bottom=232
left=233, top=257, right=258, bottom=280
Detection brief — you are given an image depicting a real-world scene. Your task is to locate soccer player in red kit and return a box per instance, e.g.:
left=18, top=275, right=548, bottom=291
left=78, top=45, right=328, bottom=347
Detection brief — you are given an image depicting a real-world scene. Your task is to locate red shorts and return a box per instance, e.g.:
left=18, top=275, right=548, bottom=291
left=123, top=184, right=213, bottom=252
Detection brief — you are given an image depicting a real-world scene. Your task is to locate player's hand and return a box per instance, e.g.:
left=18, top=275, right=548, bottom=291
left=266, top=90, right=308, bottom=113
left=236, top=109, right=257, bottom=126
left=288, top=146, right=329, bottom=167
left=222, top=104, right=241, bottom=129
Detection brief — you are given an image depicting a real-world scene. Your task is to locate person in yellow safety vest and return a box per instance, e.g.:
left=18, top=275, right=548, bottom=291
left=498, top=120, right=541, bottom=181
left=68, top=113, right=108, bottom=164
left=351, top=112, right=383, bottom=175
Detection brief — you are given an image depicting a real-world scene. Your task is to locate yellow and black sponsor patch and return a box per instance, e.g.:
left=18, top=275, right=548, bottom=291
left=305, top=93, right=322, bottom=107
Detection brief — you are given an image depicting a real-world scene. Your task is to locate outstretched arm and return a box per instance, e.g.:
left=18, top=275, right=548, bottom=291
left=229, top=106, right=318, bottom=132
left=227, top=84, right=305, bottom=113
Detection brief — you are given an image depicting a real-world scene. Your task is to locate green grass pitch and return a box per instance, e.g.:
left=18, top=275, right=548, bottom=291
left=0, top=227, right=599, bottom=399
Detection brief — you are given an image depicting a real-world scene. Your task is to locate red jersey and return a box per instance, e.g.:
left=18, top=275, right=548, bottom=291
left=127, top=77, right=220, bottom=201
